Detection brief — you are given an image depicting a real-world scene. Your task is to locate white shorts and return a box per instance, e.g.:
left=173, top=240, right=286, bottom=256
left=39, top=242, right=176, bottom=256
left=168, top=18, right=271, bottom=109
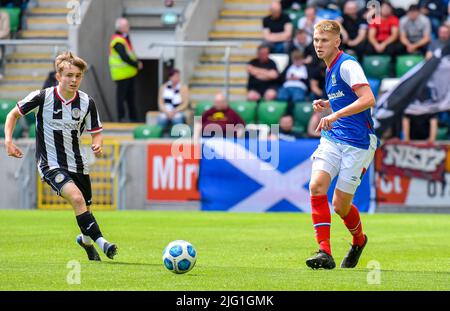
left=311, top=135, right=377, bottom=194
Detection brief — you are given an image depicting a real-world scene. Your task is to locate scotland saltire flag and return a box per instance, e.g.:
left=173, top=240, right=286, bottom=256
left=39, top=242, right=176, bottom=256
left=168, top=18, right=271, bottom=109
left=199, top=138, right=372, bottom=213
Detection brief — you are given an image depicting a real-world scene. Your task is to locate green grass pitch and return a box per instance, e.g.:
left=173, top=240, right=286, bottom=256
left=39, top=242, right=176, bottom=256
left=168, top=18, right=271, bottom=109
left=0, top=210, right=449, bottom=290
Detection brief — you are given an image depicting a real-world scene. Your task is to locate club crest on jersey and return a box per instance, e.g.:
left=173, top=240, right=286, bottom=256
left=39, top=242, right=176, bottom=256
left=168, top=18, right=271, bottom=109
left=71, top=108, right=81, bottom=119
left=331, top=74, right=337, bottom=86
left=54, top=173, right=65, bottom=184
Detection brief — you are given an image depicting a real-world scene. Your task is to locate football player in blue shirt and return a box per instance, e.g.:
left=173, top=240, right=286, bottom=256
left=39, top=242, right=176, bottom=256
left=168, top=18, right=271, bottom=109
left=306, top=20, right=378, bottom=270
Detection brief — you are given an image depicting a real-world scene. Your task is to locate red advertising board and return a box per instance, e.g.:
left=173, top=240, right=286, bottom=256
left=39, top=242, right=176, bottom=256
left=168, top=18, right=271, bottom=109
left=147, top=143, right=200, bottom=201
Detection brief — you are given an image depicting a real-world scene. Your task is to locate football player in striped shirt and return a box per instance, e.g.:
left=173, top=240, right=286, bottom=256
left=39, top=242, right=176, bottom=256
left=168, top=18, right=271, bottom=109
left=306, top=20, right=378, bottom=269
left=4, top=52, right=117, bottom=261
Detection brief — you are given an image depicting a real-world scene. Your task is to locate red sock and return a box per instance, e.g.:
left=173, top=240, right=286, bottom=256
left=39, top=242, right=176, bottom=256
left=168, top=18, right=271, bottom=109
left=342, top=204, right=366, bottom=247
left=311, top=195, right=331, bottom=256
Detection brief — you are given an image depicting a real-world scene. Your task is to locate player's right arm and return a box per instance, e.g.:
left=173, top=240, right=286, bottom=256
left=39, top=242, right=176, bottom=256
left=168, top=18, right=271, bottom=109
left=312, top=99, right=330, bottom=112
left=4, top=107, right=24, bottom=158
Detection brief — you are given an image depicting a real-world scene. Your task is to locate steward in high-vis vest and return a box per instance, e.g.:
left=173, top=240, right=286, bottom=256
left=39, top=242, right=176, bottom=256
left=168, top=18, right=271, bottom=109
left=109, top=17, right=142, bottom=122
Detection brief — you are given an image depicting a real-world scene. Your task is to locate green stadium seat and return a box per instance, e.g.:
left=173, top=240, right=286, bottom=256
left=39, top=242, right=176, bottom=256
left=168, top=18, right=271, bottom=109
left=0, top=7, right=21, bottom=33
left=437, top=126, right=448, bottom=141
left=229, top=101, right=257, bottom=124
left=133, top=124, right=163, bottom=139
left=0, top=99, right=16, bottom=124
left=292, top=101, right=313, bottom=134
left=257, top=101, right=288, bottom=126
left=28, top=124, right=36, bottom=138
left=0, top=122, right=23, bottom=139
left=169, top=124, right=191, bottom=138
left=285, top=9, right=304, bottom=30
left=363, top=55, right=391, bottom=79
left=194, top=101, right=213, bottom=116
left=395, top=55, right=424, bottom=77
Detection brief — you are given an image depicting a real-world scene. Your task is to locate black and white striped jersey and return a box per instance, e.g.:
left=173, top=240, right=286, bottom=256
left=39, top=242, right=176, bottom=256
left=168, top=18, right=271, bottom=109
left=17, top=86, right=103, bottom=177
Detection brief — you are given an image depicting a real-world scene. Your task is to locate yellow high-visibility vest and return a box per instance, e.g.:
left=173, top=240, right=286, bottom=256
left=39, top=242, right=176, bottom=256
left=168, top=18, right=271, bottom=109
left=109, top=34, right=138, bottom=81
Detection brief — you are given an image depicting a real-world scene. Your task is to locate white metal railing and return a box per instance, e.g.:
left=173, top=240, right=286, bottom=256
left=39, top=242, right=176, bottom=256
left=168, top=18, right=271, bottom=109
left=149, top=41, right=242, bottom=102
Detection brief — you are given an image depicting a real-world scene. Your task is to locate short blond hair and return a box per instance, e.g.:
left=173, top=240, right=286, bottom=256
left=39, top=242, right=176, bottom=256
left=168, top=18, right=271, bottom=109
left=55, top=51, right=88, bottom=74
left=314, top=20, right=341, bottom=36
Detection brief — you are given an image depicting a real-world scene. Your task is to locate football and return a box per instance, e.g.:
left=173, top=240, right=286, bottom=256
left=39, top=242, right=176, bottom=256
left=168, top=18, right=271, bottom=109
left=162, top=240, right=197, bottom=274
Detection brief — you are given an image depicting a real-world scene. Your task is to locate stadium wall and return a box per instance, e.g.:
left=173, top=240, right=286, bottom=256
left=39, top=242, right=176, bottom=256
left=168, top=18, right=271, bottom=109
left=70, top=0, right=123, bottom=121
left=175, top=0, right=224, bottom=83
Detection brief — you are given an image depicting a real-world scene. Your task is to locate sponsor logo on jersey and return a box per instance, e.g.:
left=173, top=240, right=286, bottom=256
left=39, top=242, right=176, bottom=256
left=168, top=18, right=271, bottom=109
left=327, top=90, right=345, bottom=100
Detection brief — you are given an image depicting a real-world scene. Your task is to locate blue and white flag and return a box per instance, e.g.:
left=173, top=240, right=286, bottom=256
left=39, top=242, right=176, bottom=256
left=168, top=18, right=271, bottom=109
left=199, top=138, right=372, bottom=212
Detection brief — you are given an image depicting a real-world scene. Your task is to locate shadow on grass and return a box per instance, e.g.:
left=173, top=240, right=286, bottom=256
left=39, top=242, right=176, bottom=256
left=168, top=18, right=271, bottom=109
left=101, top=261, right=160, bottom=267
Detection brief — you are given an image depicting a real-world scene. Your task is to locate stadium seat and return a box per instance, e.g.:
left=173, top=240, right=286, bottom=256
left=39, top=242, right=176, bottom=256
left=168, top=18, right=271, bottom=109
left=285, top=9, right=304, bottom=30
left=316, top=8, right=342, bottom=20
left=28, top=124, right=36, bottom=138
left=169, top=124, right=192, bottom=138
left=437, top=126, right=448, bottom=141
left=0, top=122, right=23, bottom=139
left=133, top=124, right=163, bottom=139
left=395, top=55, right=424, bottom=77
left=0, top=99, right=16, bottom=124
left=229, top=101, right=257, bottom=124
left=367, top=78, right=381, bottom=98
left=363, top=55, right=391, bottom=79
left=292, top=102, right=313, bottom=134
left=194, top=101, right=213, bottom=116
left=257, top=101, right=288, bottom=126
left=0, top=7, right=21, bottom=33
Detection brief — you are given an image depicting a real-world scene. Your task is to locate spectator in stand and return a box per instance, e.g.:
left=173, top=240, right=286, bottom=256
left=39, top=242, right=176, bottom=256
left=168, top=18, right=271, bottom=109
left=297, top=6, right=324, bottom=41
left=42, top=71, right=57, bottom=89
left=195, top=92, right=245, bottom=139
left=263, top=1, right=293, bottom=54
left=281, top=0, right=306, bottom=10
left=270, top=114, right=302, bottom=141
left=399, top=4, right=432, bottom=55
left=308, top=60, right=326, bottom=100
left=288, top=29, right=319, bottom=68
left=402, top=113, right=438, bottom=143
left=277, top=50, right=308, bottom=104
left=157, top=68, right=189, bottom=130
left=340, top=1, right=367, bottom=61
left=247, top=44, right=280, bottom=101
left=426, top=24, right=450, bottom=59
left=367, top=2, right=403, bottom=61
left=419, top=0, right=446, bottom=38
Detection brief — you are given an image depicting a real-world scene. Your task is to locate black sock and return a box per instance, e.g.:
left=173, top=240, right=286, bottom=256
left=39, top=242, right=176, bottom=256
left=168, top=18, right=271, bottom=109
left=76, top=211, right=103, bottom=241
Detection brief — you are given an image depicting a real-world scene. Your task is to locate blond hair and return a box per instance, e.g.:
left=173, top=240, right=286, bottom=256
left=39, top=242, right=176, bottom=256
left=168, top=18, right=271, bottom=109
left=314, top=20, right=341, bottom=36
left=55, top=51, right=88, bottom=74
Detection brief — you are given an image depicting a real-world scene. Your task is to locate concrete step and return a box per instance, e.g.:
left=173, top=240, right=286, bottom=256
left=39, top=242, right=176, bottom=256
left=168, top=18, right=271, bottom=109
left=190, top=77, right=247, bottom=86
left=220, top=9, right=268, bottom=19
left=204, top=42, right=259, bottom=56
left=7, top=53, right=54, bottom=62
left=214, top=19, right=262, bottom=32
left=14, top=45, right=61, bottom=54
left=28, top=7, right=70, bottom=16
left=223, top=2, right=271, bottom=11
left=190, top=87, right=247, bottom=102
left=37, top=0, right=72, bottom=8
left=19, top=30, right=68, bottom=39
left=5, top=63, right=54, bottom=76
left=2, top=75, right=47, bottom=83
left=200, top=54, right=253, bottom=64
left=26, top=17, right=69, bottom=30
left=209, top=31, right=263, bottom=41
left=192, top=64, right=247, bottom=78
left=0, top=85, right=43, bottom=101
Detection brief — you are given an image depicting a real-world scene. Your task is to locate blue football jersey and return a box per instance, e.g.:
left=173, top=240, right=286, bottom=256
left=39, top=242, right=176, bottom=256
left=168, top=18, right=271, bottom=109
left=322, top=51, right=377, bottom=149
